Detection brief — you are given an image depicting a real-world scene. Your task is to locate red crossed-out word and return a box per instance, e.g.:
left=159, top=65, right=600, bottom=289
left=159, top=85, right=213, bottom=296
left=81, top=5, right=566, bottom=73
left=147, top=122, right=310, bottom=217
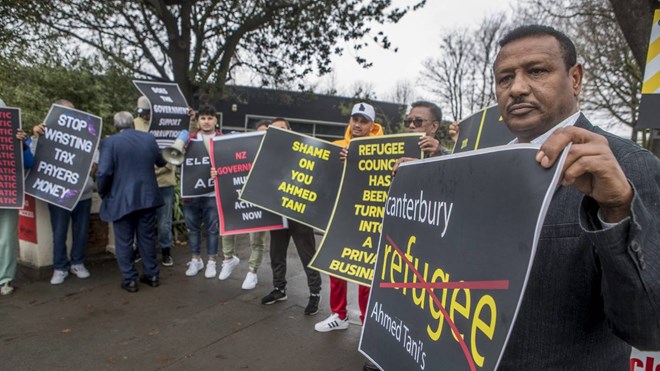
left=379, top=234, right=510, bottom=371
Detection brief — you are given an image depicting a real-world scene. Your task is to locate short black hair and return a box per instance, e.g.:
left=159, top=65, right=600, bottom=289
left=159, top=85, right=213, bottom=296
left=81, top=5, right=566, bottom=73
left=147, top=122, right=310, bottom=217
left=499, top=25, right=577, bottom=71
left=255, top=120, right=270, bottom=130
left=198, top=104, right=217, bottom=117
left=410, top=101, right=442, bottom=123
left=272, top=117, right=291, bottom=129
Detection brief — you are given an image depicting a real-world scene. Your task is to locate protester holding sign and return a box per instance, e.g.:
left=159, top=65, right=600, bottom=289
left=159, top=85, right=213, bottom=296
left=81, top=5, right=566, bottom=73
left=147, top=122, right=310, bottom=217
left=260, top=118, right=323, bottom=315
left=0, top=98, right=34, bottom=296
left=404, top=101, right=450, bottom=156
left=183, top=105, right=222, bottom=279
left=494, top=26, right=660, bottom=368
left=314, top=103, right=382, bottom=334
left=220, top=120, right=270, bottom=290
left=32, top=99, right=96, bottom=285
left=390, top=25, right=660, bottom=369
left=97, top=111, right=166, bottom=293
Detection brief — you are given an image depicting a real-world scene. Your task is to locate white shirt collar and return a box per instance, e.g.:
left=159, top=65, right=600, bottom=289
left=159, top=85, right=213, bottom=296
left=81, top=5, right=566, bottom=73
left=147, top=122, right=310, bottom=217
left=509, top=111, right=581, bottom=145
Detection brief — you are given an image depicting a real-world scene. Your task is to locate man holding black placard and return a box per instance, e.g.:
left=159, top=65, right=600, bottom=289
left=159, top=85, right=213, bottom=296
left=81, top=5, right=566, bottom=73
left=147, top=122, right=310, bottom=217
left=403, top=100, right=450, bottom=157
left=314, top=103, right=383, bottom=335
left=32, top=99, right=96, bottom=286
left=221, top=120, right=269, bottom=290
left=413, top=25, right=660, bottom=369
left=185, top=104, right=222, bottom=279
left=261, top=117, right=323, bottom=314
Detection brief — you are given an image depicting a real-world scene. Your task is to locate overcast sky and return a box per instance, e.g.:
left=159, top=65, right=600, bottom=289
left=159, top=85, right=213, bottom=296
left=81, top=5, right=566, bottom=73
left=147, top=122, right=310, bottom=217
left=316, top=0, right=515, bottom=101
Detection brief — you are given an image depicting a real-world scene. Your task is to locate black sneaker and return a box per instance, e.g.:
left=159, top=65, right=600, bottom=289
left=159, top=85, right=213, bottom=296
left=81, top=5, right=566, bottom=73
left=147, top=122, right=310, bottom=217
left=304, top=293, right=321, bottom=315
left=162, top=255, right=174, bottom=267
left=261, top=288, right=287, bottom=305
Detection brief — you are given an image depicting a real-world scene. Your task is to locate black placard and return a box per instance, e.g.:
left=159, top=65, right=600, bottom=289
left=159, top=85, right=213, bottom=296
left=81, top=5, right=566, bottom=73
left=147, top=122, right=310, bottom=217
left=133, top=80, right=190, bottom=148
left=309, top=134, right=423, bottom=286
left=211, top=132, right=285, bottom=235
left=453, top=105, right=515, bottom=153
left=0, top=107, right=25, bottom=209
left=359, top=145, right=566, bottom=371
left=181, top=139, right=214, bottom=197
left=25, top=105, right=101, bottom=210
left=240, top=126, right=343, bottom=231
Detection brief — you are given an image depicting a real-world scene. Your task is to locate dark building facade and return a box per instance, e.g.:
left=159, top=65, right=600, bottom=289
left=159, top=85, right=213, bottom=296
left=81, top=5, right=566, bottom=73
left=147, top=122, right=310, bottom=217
left=212, top=85, right=406, bottom=141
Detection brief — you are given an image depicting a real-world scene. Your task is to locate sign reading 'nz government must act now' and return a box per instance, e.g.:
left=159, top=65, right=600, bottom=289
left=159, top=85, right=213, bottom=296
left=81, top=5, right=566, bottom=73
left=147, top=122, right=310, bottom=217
left=211, top=132, right=286, bottom=235
left=239, top=126, right=344, bottom=231
left=25, top=105, right=101, bottom=211
left=309, top=133, right=423, bottom=286
left=359, top=145, right=567, bottom=371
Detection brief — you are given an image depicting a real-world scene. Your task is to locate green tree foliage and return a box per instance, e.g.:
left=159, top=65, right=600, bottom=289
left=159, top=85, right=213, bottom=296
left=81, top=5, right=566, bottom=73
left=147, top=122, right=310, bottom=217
left=5, top=0, right=425, bottom=102
left=0, top=52, right=136, bottom=136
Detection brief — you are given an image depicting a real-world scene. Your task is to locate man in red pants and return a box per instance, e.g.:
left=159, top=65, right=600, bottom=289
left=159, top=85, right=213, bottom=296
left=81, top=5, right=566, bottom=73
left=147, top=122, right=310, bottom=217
left=314, top=102, right=383, bottom=333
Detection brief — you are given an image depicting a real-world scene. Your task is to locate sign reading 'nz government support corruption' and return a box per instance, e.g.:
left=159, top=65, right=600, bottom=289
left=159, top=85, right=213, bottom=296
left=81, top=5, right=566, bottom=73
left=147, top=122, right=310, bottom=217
left=309, top=134, right=423, bottom=286
left=240, top=126, right=344, bottom=230
left=0, top=107, right=25, bottom=208
left=211, top=132, right=286, bottom=235
left=181, top=139, right=214, bottom=197
left=359, top=145, right=567, bottom=371
left=133, top=80, right=190, bottom=148
left=453, top=105, right=515, bottom=154
left=25, top=105, right=101, bottom=211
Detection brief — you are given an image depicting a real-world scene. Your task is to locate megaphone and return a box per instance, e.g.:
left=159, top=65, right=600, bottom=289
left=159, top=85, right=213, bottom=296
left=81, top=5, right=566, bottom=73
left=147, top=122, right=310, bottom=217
left=162, top=130, right=189, bottom=165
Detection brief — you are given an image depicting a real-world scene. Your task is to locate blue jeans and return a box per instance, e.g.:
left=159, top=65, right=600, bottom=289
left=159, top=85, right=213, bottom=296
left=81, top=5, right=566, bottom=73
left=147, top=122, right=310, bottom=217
left=183, top=197, right=219, bottom=257
left=155, top=186, right=174, bottom=251
left=49, top=199, right=92, bottom=271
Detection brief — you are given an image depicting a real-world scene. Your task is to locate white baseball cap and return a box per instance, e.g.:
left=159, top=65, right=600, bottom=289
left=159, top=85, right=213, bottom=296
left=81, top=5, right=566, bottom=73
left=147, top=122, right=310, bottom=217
left=351, top=102, right=375, bottom=122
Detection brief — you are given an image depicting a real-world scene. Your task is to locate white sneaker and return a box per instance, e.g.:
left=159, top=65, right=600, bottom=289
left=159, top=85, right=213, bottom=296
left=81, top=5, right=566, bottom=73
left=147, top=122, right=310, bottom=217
left=218, top=256, right=240, bottom=280
left=204, top=260, right=217, bottom=278
left=50, top=270, right=69, bottom=285
left=314, top=313, right=349, bottom=332
left=185, top=258, right=204, bottom=277
left=241, top=271, right=258, bottom=290
left=70, top=264, right=90, bottom=279
left=0, top=282, right=14, bottom=296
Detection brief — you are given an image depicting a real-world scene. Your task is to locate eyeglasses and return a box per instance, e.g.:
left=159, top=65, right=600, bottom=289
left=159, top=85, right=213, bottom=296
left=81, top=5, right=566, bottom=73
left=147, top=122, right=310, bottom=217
left=404, top=118, right=431, bottom=128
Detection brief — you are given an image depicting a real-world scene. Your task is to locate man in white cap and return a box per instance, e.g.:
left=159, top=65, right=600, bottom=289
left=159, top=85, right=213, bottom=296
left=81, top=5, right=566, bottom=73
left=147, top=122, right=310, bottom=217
left=314, top=102, right=382, bottom=330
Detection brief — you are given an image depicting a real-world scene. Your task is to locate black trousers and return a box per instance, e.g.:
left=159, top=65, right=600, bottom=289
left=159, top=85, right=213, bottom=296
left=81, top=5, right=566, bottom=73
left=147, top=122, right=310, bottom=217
left=269, top=220, right=321, bottom=294
left=114, top=207, right=160, bottom=284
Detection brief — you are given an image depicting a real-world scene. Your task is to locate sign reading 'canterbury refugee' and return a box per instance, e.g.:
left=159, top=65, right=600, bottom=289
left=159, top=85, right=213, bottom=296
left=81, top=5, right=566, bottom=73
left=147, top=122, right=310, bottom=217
left=360, top=145, right=566, bottom=371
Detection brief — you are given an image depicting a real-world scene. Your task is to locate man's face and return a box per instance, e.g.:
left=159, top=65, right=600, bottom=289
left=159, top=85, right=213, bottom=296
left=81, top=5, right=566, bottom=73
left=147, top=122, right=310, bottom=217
left=494, top=35, right=582, bottom=143
left=405, top=106, right=438, bottom=137
left=349, top=115, right=374, bottom=138
left=198, top=114, right=217, bottom=133
left=271, top=120, right=288, bottom=130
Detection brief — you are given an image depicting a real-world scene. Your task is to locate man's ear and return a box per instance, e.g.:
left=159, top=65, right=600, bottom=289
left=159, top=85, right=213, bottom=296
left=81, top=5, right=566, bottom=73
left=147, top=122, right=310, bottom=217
left=569, top=63, right=583, bottom=97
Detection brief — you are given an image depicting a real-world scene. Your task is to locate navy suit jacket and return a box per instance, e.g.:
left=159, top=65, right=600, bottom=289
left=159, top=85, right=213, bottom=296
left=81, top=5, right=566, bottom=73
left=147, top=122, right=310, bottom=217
left=97, top=129, right=166, bottom=222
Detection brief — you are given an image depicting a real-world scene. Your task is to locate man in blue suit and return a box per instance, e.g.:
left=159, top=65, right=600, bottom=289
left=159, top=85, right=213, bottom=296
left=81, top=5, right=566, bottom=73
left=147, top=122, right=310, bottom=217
left=97, top=111, right=167, bottom=292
